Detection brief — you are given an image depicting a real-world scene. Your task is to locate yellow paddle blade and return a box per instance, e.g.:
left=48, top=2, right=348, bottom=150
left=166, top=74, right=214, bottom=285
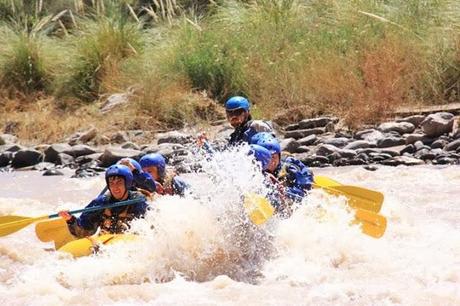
left=354, top=209, right=387, bottom=238
left=314, top=175, right=384, bottom=213
left=0, top=215, right=48, bottom=237
left=243, top=193, right=275, bottom=225
left=35, top=218, right=76, bottom=249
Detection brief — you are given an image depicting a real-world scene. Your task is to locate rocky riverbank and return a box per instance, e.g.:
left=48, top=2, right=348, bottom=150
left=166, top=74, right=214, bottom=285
left=1, top=111, right=459, bottom=177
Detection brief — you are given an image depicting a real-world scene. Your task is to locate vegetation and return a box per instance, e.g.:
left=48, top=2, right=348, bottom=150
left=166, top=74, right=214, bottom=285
left=0, top=0, right=459, bottom=142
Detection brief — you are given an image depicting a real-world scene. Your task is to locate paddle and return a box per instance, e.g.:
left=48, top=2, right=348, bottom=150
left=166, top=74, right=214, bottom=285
left=313, top=175, right=384, bottom=213
left=0, top=198, right=145, bottom=237
left=243, top=193, right=275, bottom=225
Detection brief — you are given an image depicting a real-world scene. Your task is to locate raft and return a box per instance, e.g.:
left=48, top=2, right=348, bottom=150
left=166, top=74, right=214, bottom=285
left=58, top=234, right=136, bottom=257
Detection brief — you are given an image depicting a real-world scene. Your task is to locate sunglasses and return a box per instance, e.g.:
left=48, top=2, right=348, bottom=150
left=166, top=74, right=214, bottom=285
left=226, top=108, right=246, bottom=117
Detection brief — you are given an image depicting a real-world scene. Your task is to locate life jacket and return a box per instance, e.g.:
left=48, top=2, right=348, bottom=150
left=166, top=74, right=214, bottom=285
left=229, top=117, right=273, bottom=145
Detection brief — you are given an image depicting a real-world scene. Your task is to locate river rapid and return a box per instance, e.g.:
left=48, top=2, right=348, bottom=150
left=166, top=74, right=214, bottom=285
left=0, top=147, right=459, bottom=306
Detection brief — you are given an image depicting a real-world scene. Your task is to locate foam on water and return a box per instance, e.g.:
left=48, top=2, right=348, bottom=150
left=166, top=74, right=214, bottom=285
left=0, top=150, right=459, bottom=305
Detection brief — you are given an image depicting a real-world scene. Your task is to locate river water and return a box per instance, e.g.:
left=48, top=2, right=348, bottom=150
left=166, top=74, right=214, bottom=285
left=0, top=147, right=459, bottom=305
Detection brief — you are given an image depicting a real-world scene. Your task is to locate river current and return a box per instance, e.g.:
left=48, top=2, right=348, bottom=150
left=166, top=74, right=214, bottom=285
left=0, top=147, right=459, bottom=305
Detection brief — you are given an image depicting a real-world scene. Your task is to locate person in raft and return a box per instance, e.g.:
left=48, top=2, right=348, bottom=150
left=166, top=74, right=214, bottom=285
left=250, top=132, right=314, bottom=216
left=58, top=164, right=148, bottom=237
left=139, top=153, right=189, bottom=196
left=196, top=96, right=273, bottom=149
left=117, top=157, right=156, bottom=195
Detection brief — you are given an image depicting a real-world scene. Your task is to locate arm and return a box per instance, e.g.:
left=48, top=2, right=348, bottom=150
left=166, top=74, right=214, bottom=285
left=133, top=170, right=156, bottom=193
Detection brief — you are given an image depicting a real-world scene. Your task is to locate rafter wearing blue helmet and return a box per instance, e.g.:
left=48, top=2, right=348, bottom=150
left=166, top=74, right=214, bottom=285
left=225, top=96, right=273, bottom=146
left=140, top=153, right=189, bottom=196
left=250, top=132, right=314, bottom=211
left=58, top=164, right=148, bottom=237
left=118, top=158, right=156, bottom=194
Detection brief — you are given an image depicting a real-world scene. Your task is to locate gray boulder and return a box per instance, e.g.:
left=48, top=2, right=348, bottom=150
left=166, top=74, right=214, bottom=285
left=298, top=117, right=338, bottom=129
left=44, top=143, right=72, bottom=163
left=99, top=147, right=143, bottom=167
left=297, top=135, right=317, bottom=146
left=321, top=137, right=350, bottom=148
left=0, top=134, right=17, bottom=145
left=377, top=136, right=405, bottom=148
left=157, top=131, right=192, bottom=145
left=344, top=140, right=374, bottom=150
left=396, top=115, right=426, bottom=127
left=0, top=152, right=13, bottom=167
left=12, top=149, right=44, bottom=168
left=444, top=139, right=460, bottom=152
left=378, top=122, right=415, bottom=134
left=280, top=138, right=300, bottom=153
left=285, top=128, right=325, bottom=139
left=420, top=112, right=454, bottom=137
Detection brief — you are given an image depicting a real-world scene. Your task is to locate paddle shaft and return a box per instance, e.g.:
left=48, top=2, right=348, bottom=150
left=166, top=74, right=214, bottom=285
left=48, top=198, right=145, bottom=218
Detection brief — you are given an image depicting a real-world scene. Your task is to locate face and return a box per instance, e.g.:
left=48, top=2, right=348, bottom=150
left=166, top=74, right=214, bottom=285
left=143, top=166, right=160, bottom=181
left=226, top=108, right=248, bottom=128
left=267, top=153, right=280, bottom=173
left=108, top=176, right=128, bottom=200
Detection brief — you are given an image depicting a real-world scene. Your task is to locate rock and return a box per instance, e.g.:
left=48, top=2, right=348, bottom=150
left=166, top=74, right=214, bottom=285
left=55, top=153, right=75, bottom=166
left=0, top=144, right=24, bottom=153
left=0, top=134, right=17, bottom=145
left=404, top=133, right=425, bottom=145
left=156, top=131, right=192, bottom=145
left=295, top=146, right=310, bottom=153
left=431, top=139, right=449, bottom=149
left=355, top=129, right=385, bottom=143
left=98, top=147, right=142, bottom=167
left=12, top=149, right=44, bottom=168
left=285, top=128, right=325, bottom=139
left=414, top=141, right=425, bottom=151
left=393, top=156, right=425, bottom=166
left=415, top=149, right=436, bottom=160
left=43, top=169, right=64, bottom=176
left=316, top=144, right=339, bottom=156
left=363, top=165, right=379, bottom=171
left=396, top=115, right=426, bottom=127
left=380, top=147, right=403, bottom=157
left=32, top=162, right=56, bottom=171
left=155, top=143, right=187, bottom=159
left=285, top=123, right=300, bottom=131
left=100, top=89, right=134, bottom=113
left=68, top=127, right=97, bottom=145
left=420, top=112, right=455, bottom=137
left=64, top=144, right=98, bottom=158
left=297, top=135, right=317, bottom=146
left=325, top=122, right=335, bottom=133
left=378, top=122, right=415, bottom=134
left=444, top=139, right=460, bottom=151
left=280, top=138, right=300, bottom=153
left=377, top=136, right=405, bottom=148
left=44, top=143, right=72, bottom=163
left=0, top=152, right=13, bottom=167
left=298, top=117, right=338, bottom=129
left=75, top=153, right=102, bottom=165
left=344, top=140, right=374, bottom=150
left=434, top=156, right=456, bottom=165
left=321, top=137, right=350, bottom=148
left=370, top=153, right=393, bottom=161
left=121, top=142, right=140, bottom=150
left=110, top=131, right=129, bottom=144
left=400, top=144, right=416, bottom=155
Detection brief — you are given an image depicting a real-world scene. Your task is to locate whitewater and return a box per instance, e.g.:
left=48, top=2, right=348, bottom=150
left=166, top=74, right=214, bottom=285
left=0, top=147, right=459, bottom=306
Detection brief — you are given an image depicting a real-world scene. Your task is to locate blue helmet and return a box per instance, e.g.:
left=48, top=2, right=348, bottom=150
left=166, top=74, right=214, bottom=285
left=105, top=164, right=133, bottom=189
left=140, top=153, right=166, bottom=177
left=251, top=132, right=281, bottom=154
left=117, top=158, right=142, bottom=172
left=225, top=96, right=250, bottom=112
left=248, top=144, right=271, bottom=171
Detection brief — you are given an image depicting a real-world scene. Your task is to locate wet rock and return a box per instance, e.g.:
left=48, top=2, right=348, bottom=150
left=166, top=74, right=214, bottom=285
left=404, top=133, right=425, bottom=145
left=363, top=165, right=378, bottom=171
left=0, top=152, right=13, bottom=167
left=75, top=153, right=102, bottom=165
left=377, top=136, right=405, bottom=148
left=378, top=122, right=415, bottom=134
left=444, top=139, right=460, bottom=151
left=316, top=144, right=339, bottom=156
left=285, top=128, right=325, bottom=139
left=12, top=149, right=44, bottom=168
left=369, top=153, right=393, bottom=161
left=298, top=117, right=338, bottom=129
left=325, top=122, right=335, bottom=133
left=414, top=141, right=426, bottom=151
left=355, top=129, right=384, bottom=143
left=400, top=144, right=416, bottom=155
left=157, top=131, right=193, bottom=145
left=43, top=169, right=64, bottom=176
left=64, top=144, right=98, bottom=158
left=420, top=112, right=455, bottom=137
left=321, top=137, right=350, bottom=148
left=155, top=143, right=187, bottom=159
left=55, top=153, right=75, bottom=166
left=32, top=162, right=56, bottom=171
left=394, top=156, right=425, bottom=166
left=99, top=147, right=142, bottom=167
left=297, top=135, right=317, bottom=146
left=121, top=142, right=140, bottom=150
left=344, top=140, right=374, bottom=150
left=431, top=139, right=449, bottom=149
left=434, top=156, right=456, bottom=165
left=280, top=138, right=300, bottom=153
left=396, top=115, right=426, bottom=127
left=379, top=147, right=402, bottom=157
left=415, top=149, right=436, bottom=160
left=44, top=143, right=72, bottom=163
left=72, top=168, right=100, bottom=178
